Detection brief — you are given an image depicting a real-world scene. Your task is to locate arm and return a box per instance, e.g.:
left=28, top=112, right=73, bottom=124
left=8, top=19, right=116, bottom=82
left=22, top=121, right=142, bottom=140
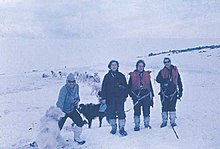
left=149, top=81, right=154, bottom=97
left=177, top=73, right=183, bottom=97
left=128, top=76, right=137, bottom=99
left=156, top=70, right=169, bottom=88
left=101, top=75, right=108, bottom=99
left=156, top=70, right=164, bottom=84
left=128, top=76, right=133, bottom=97
left=149, top=81, right=154, bottom=107
left=72, top=84, right=80, bottom=106
left=76, top=84, right=80, bottom=101
left=122, top=74, right=128, bottom=98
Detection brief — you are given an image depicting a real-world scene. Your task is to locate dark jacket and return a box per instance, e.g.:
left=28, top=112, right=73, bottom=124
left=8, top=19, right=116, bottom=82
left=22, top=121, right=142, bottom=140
left=101, top=70, right=128, bottom=100
left=156, top=65, right=183, bottom=95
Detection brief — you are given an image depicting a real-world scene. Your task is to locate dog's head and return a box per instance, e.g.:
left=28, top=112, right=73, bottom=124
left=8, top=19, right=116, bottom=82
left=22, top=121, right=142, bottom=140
left=45, top=106, right=65, bottom=121
left=78, top=103, right=100, bottom=115
left=78, top=104, right=88, bottom=114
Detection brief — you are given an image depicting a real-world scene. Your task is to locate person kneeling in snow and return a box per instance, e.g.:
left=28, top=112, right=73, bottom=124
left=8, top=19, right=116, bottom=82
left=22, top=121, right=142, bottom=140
left=56, top=73, right=86, bottom=145
left=156, top=57, right=183, bottom=128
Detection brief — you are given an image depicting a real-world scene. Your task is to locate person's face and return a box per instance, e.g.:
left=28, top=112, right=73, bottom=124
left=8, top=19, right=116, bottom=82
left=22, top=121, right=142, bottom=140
left=164, top=61, right=171, bottom=68
left=67, top=80, right=76, bottom=88
left=110, top=62, right=118, bottom=72
left=137, top=63, right=144, bottom=72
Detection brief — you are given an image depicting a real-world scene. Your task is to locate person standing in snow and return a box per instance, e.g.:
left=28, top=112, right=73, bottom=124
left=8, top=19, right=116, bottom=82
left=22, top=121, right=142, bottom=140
left=56, top=73, right=86, bottom=145
left=101, top=60, right=128, bottom=136
left=156, top=57, right=183, bottom=128
left=128, top=60, right=154, bottom=131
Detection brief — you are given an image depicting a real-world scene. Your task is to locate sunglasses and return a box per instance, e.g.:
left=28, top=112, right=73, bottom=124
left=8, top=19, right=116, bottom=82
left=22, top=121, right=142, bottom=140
left=68, top=80, right=76, bottom=83
left=164, top=61, right=171, bottom=64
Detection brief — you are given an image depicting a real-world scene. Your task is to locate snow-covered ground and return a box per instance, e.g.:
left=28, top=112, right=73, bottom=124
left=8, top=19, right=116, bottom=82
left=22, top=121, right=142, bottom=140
left=0, top=47, right=220, bottom=149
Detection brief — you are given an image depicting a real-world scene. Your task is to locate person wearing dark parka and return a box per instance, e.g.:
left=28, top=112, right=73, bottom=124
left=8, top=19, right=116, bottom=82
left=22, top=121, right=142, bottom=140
left=101, top=60, right=128, bottom=136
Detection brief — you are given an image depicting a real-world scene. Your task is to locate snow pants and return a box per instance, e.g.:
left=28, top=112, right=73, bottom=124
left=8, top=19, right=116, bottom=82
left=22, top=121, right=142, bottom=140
left=58, top=108, right=84, bottom=130
left=133, top=96, right=151, bottom=117
left=160, top=92, right=177, bottom=112
left=107, top=97, right=126, bottom=119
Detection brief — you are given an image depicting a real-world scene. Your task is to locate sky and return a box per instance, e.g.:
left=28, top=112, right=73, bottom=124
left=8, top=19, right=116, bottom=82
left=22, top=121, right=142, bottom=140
left=0, top=0, right=220, bottom=39
left=0, top=0, right=220, bottom=74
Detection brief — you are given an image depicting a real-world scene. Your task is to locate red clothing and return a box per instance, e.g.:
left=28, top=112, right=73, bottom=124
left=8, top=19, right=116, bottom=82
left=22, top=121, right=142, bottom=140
left=161, top=66, right=179, bottom=86
left=130, top=70, right=151, bottom=91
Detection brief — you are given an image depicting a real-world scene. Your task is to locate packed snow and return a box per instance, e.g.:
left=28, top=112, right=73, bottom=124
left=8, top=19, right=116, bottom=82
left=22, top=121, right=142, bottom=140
left=0, top=47, right=220, bottom=149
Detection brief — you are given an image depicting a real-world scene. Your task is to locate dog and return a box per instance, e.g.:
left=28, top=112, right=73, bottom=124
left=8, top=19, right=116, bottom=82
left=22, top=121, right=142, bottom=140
left=78, top=103, right=108, bottom=128
left=90, top=82, right=101, bottom=95
left=36, top=106, right=65, bottom=149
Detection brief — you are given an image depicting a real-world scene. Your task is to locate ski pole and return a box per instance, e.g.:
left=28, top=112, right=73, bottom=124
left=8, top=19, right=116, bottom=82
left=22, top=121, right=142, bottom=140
left=171, top=126, right=179, bottom=139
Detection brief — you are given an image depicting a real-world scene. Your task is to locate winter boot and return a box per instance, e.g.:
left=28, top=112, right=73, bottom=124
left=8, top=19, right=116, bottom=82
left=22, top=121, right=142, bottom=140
left=144, top=116, right=152, bottom=129
left=73, top=126, right=86, bottom=145
left=119, top=119, right=127, bottom=136
left=134, top=116, right=140, bottom=131
left=169, top=111, right=177, bottom=127
left=109, top=119, right=117, bottom=134
left=160, top=112, right=168, bottom=128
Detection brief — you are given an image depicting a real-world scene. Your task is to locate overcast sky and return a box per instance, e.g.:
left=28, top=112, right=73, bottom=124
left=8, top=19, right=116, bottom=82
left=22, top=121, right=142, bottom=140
left=0, top=0, right=220, bottom=39
left=0, top=0, right=220, bottom=74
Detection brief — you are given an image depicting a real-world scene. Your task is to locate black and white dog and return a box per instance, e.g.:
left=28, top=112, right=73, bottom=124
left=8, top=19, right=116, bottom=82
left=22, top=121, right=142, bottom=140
left=78, top=103, right=108, bottom=128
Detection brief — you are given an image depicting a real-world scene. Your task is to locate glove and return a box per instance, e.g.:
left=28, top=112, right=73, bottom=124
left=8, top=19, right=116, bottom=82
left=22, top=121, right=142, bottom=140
left=73, top=99, right=80, bottom=106
left=150, top=99, right=154, bottom=108
left=98, top=91, right=103, bottom=98
left=129, top=92, right=137, bottom=100
left=100, top=99, right=106, bottom=104
left=177, top=92, right=182, bottom=99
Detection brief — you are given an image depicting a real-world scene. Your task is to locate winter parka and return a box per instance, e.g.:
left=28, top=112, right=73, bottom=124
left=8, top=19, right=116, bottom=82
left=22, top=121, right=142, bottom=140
left=101, top=70, right=128, bottom=101
left=56, top=83, right=80, bottom=113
